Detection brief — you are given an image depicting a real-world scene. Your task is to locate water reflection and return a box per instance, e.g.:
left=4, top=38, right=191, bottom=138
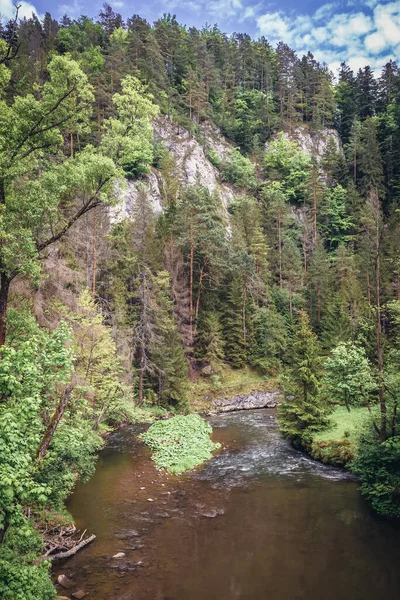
left=54, top=410, right=400, bottom=600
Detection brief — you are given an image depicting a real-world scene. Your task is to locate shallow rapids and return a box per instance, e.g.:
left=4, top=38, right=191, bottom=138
left=54, top=409, right=400, bottom=600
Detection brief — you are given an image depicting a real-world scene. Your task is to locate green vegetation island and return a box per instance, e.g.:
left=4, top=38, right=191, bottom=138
left=0, top=4, right=400, bottom=599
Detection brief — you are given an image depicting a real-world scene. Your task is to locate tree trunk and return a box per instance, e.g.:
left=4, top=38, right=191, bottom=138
left=242, top=285, right=247, bottom=346
left=0, top=272, right=11, bottom=347
left=374, top=206, right=386, bottom=442
left=278, top=215, right=283, bottom=291
left=366, top=272, right=371, bottom=306
left=317, top=283, right=321, bottom=323
left=138, top=346, right=144, bottom=407
left=312, top=165, right=318, bottom=242
left=92, top=209, right=97, bottom=299
left=0, top=519, right=9, bottom=545
left=189, top=221, right=194, bottom=341
left=37, top=386, right=73, bottom=460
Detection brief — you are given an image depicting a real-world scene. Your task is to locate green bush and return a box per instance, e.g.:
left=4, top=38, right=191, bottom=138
left=310, top=438, right=354, bottom=466
left=352, top=432, right=400, bottom=517
left=139, top=414, right=220, bottom=474
left=205, top=148, right=222, bottom=169
left=221, top=148, right=256, bottom=189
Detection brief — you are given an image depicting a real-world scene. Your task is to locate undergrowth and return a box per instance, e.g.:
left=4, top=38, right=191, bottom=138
left=311, top=406, right=373, bottom=466
left=139, top=414, right=220, bottom=474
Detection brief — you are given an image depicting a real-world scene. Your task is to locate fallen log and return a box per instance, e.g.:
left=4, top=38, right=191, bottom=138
left=43, top=534, right=96, bottom=562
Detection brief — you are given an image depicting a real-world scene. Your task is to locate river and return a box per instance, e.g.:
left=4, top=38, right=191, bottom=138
left=54, top=409, right=400, bottom=599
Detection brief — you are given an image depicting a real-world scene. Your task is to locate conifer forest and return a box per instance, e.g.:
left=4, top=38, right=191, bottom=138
left=1, top=3, right=400, bottom=599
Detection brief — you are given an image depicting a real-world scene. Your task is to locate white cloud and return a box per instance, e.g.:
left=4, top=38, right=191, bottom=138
left=256, top=12, right=289, bottom=42
left=365, top=31, right=387, bottom=53
left=112, top=1, right=125, bottom=8
left=0, top=0, right=39, bottom=20
left=314, top=2, right=338, bottom=21
left=240, top=2, right=262, bottom=22
left=255, top=1, right=399, bottom=75
left=373, top=2, right=400, bottom=46
left=363, top=0, right=380, bottom=8
left=208, top=0, right=243, bottom=19
left=57, top=0, right=83, bottom=18
left=328, top=12, right=373, bottom=47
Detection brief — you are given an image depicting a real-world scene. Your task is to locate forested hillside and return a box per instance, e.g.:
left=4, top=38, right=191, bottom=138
left=1, top=4, right=400, bottom=598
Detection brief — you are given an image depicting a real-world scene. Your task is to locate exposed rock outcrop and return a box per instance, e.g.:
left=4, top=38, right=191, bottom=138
left=210, top=391, right=281, bottom=414
left=111, top=170, right=164, bottom=224
left=266, top=125, right=342, bottom=162
left=112, top=117, right=236, bottom=225
left=153, top=116, right=234, bottom=210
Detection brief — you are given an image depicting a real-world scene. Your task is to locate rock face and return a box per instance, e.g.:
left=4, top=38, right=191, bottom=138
left=110, top=171, right=164, bottom=224
left=110, top=116, right=241, bottom=228
left=266, top=126, right=342, bottom=162
left=210, top=391, right=281, bottom=414
left=153, top=116, right=234, bottom=211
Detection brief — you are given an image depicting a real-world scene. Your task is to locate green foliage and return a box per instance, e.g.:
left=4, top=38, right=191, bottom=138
left=323, top=342, right=375, bottom=410
left=311, top=438, right=354, bottom=466
left=196, top=311, right=225, bottom=373
left=249, top=306, right=287, bottom=374
left=352, top=429, right=400, bottom=517
left=313, top=406, right=371, bottom=443
left=205, top=148, right=221, bottom=169
left=0, top=534, right=56, bottom=600
left=0, top=315, right=86, bottom=599
left=0, top=4, right=400, bottom=557
left=222, top=281, right=247, bottom=369
left=221, top=148, right=256, bottom=189
left=139, top=414, right=220, bottom=473
left=319, top=185, right=353, bottom=250
left=102, top=75, right=159, bottom=178
left=278, top=311, right=328, bottom=446
left=264, top=134, right=311, bottom=201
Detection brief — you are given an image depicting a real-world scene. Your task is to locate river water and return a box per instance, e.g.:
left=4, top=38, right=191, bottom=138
left=54, top=409, right=400, bottom=599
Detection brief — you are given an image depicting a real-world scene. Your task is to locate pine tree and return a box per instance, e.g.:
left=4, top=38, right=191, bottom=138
left=249, top=306, right=287, bottom=374
left=222, top=280, right=247, bottom=368
left=281, top=237, right=303, bottom=318
left=196, top=311, right=225, bottom=373
left=308, top=239, right=331, bottom=327
left=149, top=271, right=188, bottom=408
left=319, top=185, right=353, bottom=251
left=278, top=311, right=328, bottom=446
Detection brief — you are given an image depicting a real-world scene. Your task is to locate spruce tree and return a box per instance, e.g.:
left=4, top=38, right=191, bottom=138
left=222, top=280, right=247, bottom=368
left=278, top=311, right=328, bottom=446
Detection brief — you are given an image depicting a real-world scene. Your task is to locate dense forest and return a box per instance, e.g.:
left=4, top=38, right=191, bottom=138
left=1, top=4, right=400, bottom=598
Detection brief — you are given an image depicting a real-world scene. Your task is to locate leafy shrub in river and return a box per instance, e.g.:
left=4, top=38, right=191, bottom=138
left=139, top=414, right=220, bottom=474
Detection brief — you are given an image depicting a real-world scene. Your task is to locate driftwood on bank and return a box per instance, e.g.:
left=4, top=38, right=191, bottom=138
left=38, top=523, right=96, bottom=563
left=46, top=533, right=96, bottom=561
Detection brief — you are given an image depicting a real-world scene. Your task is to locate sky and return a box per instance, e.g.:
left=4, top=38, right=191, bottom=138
left=0, top=0, right=399, bottom=75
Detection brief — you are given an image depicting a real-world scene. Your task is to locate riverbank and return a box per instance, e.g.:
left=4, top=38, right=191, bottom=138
left=52, top=409, right=400, bottom=600
left=310, top=406, right=371, bottom=467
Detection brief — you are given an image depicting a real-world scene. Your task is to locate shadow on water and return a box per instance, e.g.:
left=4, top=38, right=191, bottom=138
left=54, top=410, right=400, bottom=600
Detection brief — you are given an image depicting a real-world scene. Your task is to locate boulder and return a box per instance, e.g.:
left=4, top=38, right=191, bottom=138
left=72, top=591, right=88, bottom=599
left=57, top=574, right=75, bottom=589
left=112, top=552, right=126, bottom=559
left=211, top=391, right=281, bottom=413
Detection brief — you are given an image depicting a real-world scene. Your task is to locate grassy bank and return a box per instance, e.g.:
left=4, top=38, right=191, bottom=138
left=311, top=407, right=372, bottom=466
